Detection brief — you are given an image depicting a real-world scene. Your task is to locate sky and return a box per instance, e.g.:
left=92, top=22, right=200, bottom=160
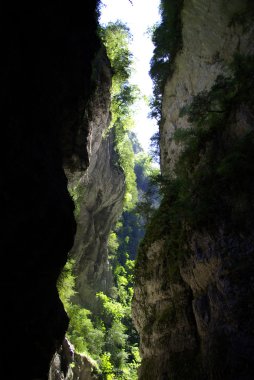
left=99, top=0, right=161, bottom=152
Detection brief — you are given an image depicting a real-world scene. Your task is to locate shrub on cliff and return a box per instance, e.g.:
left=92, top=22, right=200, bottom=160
left=136, top=54, right=254, bottom=280
left=150, top=0, right=184, bottom=121
left=100, top=21, right=139, bottom=211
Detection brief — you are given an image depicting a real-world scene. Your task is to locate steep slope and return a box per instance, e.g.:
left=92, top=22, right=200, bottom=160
left=133, top=1, right=254, bottom=379
left=69, top=133, right=125, bottom=312
left=71, top=132, right=125, bottom=309
left=64, top=45, right=125, bottom=312
left=49, top=40, right=127, bottom=378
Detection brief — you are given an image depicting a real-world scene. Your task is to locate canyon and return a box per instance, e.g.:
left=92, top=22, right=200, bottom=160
left=1, top=1, right=254, bottom=379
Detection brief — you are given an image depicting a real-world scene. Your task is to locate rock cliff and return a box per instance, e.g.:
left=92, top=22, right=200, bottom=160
left=66, top=50, right=125, bottom=311
left=49, top=338, right=98, bottom=380
left=49, top=37, right=126, bottom=380
left=133, top=1, right=254, bottom=379
left=1, top=1, right=102, bottom=379
left=69, top=129, right=125, bottom=312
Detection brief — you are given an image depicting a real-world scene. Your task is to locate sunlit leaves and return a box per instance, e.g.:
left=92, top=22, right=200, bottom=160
left=57, top=260, right=105, bottom=359
left=100, top=21, right=133, bottom=83
left=100, top=352, right=114, bottom=379
left=57, top=259, right=76, bottom=307
left=150, top=0, right=184, bottom=122
left=96, top=291, right=127, bottom=321
left=67, top=305, right=105, bottom=357
left=101, top=21, right=139, bottom=211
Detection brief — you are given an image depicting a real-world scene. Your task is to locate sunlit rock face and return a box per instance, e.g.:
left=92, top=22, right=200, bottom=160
left=70, top=131, right=125, bottom=312
left=160, top=0, right=254, bottom=174
left=66, top=46, right=125, bottom=311
left=133, top=0, right=254, bottom=379
left=49, top=42, right=123, bottom=380
left=49, top=338, right=98, bottom=380
left=1, top=1, right=101, bottom=379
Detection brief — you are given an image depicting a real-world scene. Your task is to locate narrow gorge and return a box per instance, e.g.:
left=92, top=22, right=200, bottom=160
left=1, top=1, right=254, bottom=380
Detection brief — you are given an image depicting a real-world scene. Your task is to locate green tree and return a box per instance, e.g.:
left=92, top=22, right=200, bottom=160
left=57, top=259, right=105, bottom=359
left=100, top=21, right=139, bottom=210
left=150, top=0, right=184, bottom=121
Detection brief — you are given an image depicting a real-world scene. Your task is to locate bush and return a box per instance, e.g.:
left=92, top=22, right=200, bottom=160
left=136, top=54, right=254, bottom=279
left=100, top=21, right=139, bottom=210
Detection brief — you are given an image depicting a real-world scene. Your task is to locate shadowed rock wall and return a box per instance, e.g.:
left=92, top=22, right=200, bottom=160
left=0, top=1, right=101, bottom=379
left=64, top=43, right=125, bottom=313
left=133, top=1, right=254, bottom=379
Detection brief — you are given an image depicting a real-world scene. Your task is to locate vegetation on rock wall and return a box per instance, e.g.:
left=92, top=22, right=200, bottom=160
left=57, top=260, right=104, bottom=364
left=57, top=255, right=140, bottom=379
left=172, top=54, right=254, bottom=230
left=58, top=141, right=158, bottom=379
left=149, top=0, right=184, bottom=122
left=116, top=151, right=160, bottom=263
left=136, top=53, right=254, bottom=280
left=100, top=21, right=139, bottom=211
left=57, top=18, right=162, bottom=378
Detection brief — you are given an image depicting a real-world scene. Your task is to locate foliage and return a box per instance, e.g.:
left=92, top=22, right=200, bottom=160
left=135, top=152, right=156, bottom=192
left=68, top=181, right=86, bottom=219
left=67, top=305, right=105, bottom=358
left=100, top=352, right=114, bottom=380
left=149, top=131, right=160, bottom=163
left=108, top=231, right=119, bottom=254
left=59, top=19, right=161, bottom=379
left=100, top=21, right=139, bottom=210
left=115, top=151, right=160, bottom=262
left=57, top=255, right=140, bottom=378
left=149, top=0, right=184, bottom=121
left=95, top=149, right=159, bottom=377
left=96, top=229, right=141, bottom=378
left=57, top=259, right=76, bottom=306
left=96, top=152, right=157, bottom=377
left=172, top=55, right=254, bottom=228
left=97, top=26, right=161, bottom=375
left=96, top=292, right=127, bottom=321
left=100, top=21, right=132, bottom=85
left=136, top=54, right=254, bottom=279
left=59, top=172, right=145, bottom=376
left=57, top=259, right=105, bottom=359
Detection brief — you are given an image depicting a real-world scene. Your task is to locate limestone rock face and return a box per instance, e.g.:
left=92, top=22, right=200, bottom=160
left=49, top=43, right=119, bottom=380
left=49, top=338, right=99, bottom=380
left=160, top=0, right=254, bottom=174
left=133, top=240, right=198, bottom=377
left=64, top=45, right=112, bottom=182
left=70, top=131, right=125, bottom=310
left=133, top=1, right=254, bottom=379
left=65, top=45, right=125, bottom=311
left=180, top=231, right=254, bottom=371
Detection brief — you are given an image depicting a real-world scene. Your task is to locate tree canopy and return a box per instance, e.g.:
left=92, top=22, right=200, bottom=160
left=100, top=21, right=139, bottom=210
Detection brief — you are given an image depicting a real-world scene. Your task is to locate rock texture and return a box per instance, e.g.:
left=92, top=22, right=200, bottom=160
left=160, top=0, right=254, bottom=174
left=70, top=131, right=125, bottom=311
left=133, top=1, right=254, bottom=379
left=49, top=338, right=98, bottom=380
left=49, top=41, right=122, bottom=380
left=66, top=49, right=125, bottom=311
left=49, top=31, right=125, bottom=380
left=0, top=1, right=101, bottom=379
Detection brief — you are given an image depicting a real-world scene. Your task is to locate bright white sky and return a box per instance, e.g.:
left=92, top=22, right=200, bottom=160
left=99, top=0, right=161, bottom=152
